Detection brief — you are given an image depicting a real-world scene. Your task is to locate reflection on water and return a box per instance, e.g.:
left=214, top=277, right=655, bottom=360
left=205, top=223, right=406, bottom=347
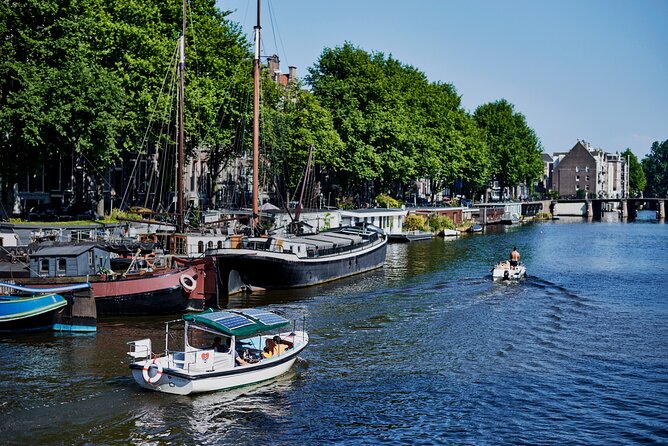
left=1, top=220, right=667, bottom=445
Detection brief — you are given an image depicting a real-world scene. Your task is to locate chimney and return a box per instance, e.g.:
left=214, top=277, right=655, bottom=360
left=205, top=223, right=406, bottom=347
left=288, top=66, right=297, bottom=83
left=267, top=55, right=280, bottom=79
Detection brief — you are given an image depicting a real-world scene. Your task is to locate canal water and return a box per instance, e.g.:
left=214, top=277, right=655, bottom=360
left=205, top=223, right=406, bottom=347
left=1, top=217, right=667, bottom=445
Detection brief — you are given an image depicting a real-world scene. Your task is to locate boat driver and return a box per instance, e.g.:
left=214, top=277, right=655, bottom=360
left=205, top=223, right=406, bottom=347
left=510, top=247, right=520, bottom=269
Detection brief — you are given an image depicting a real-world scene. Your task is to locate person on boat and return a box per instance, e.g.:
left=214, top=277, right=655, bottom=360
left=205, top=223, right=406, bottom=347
left=234, top=349, right=248, bottom=366
left=272, top=336, right=293, bottom=356
left=510, top=247, right=520, bottom=268
left=262, top=339, right=276, bottom=358
left=211, top=336, right=230, bottom=353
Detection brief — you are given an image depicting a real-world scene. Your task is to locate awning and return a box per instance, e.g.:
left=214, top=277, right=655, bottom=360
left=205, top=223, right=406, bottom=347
left=182, top=308, right=290, bottom=337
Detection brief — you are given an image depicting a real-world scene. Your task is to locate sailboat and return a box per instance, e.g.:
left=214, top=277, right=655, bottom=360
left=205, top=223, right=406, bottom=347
left=0, top=3, right=213, bottom=316
left=209, top=0, right=388, bottom=294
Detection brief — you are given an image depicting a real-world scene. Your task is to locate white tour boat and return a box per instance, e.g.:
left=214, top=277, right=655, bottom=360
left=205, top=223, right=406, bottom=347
left=492, top=261, right=527, bottom=281
left=127, top=308, right=308, bottom=395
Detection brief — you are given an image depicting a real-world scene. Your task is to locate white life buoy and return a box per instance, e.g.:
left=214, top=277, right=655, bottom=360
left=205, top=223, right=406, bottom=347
left=180, top=274, right=197, bottom=293
left=142, top=358, right=163, bottom=385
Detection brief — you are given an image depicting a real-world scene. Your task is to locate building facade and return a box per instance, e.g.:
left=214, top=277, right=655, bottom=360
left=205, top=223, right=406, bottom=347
left=552, top=140, right=628, bottom=199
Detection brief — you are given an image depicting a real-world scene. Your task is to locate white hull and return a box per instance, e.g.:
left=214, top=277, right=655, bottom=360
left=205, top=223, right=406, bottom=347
left=492, top=265, right=526, bottom=281
left=130, top=331, right=308, bottom=395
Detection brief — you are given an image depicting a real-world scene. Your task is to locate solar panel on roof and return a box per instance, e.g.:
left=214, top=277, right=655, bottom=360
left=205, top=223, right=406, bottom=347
left=204, top=312, right=254, bottom=330
left=239, top=309, right=288, bottom=326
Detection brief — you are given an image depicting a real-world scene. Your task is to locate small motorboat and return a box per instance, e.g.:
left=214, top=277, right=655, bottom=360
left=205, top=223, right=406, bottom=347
left=467, top=224, right=483, bottom=233
left=437, top=229, right=459, bottom=237
left=127, top=308, right=308, bottom=395
left=0, top=282, right=90, bottom=333
left=492, top=261, right=527, bottom=281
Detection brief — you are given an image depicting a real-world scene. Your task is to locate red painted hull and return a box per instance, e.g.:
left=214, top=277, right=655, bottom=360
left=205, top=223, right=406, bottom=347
left=10, top=259, right=217, bottom=316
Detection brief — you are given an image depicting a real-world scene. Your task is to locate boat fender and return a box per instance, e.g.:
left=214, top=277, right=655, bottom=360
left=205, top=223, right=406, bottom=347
left=142, top=359, right=163, bottom=385
left=180, top=274, right=197, bottom=293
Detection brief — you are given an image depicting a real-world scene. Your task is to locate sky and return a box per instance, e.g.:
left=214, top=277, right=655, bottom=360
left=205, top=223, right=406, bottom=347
left=215, top=0, right=668, bottom=159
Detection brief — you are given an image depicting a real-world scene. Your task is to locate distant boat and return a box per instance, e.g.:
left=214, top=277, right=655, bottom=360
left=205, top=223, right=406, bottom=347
left=491, top=261, right=527, bottom=281
left=388, top=230, right=434, bottom=243
left=0, top=282, right=93, bottom=333
left=466, top=224, right=483, bottom=233
left=437, top=229, right=459, bottom=237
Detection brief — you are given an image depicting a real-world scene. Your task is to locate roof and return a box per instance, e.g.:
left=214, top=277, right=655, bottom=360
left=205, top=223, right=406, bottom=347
left=32, top=244, right=101, bottom=257
left=182, top=308, right=290, bottom=337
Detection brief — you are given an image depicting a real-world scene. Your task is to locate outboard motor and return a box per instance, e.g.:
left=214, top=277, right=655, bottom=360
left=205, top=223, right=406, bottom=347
left=503, top=270, right=510, bottom=281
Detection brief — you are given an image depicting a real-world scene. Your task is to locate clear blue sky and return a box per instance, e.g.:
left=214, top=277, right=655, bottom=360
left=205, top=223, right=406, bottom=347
left=216, top=0, right=668, bottom=159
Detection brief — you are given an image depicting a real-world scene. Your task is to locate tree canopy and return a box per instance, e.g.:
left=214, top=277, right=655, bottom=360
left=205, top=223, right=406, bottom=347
left=473, top=99, right=543, bottom=195
left=642, top=140, right=668, bottom=197
left=0, top=0, right=250, bottom=208
left=307, top=42, right=492, bottom=202
left=621, top=149, right=646, bottom=197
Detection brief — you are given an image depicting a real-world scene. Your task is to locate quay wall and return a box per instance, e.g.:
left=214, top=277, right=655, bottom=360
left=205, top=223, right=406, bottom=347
left=553, top=202, right=587, bottom=216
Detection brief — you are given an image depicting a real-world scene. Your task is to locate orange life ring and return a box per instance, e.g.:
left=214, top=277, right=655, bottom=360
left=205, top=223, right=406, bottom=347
left=180, top=274, right=197, bottom=293
left=142, top=358, right=163, bottom=385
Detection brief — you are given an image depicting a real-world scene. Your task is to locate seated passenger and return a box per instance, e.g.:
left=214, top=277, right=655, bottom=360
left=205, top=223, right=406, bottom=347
left=262, top=339, right=276, bottom=358
left=210, top=336, right=230, bottom=353
left=272, top=335, right=293, bottom=355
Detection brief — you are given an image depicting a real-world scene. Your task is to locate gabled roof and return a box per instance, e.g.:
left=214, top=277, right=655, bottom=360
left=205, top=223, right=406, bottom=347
left=556, top=141, right=597, bottom=168
left=31, top=243, right=102, bottom=257
left=541, top=153, right=553, bottom=163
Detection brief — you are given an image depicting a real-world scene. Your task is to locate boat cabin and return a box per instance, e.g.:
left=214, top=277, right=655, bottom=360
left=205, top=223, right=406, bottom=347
left=29, top=244, right=111, bottom=278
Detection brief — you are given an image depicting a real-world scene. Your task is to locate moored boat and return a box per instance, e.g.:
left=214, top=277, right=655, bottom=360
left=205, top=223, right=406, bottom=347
left=388, top=230, right=434, bottom=243
left=1, top=243, right=210, bottom=315
left=127, top=308, right=308, bottom=395
left=212, top=224, right=387, bottom=294
left=0, top=282, right=92, bottom=332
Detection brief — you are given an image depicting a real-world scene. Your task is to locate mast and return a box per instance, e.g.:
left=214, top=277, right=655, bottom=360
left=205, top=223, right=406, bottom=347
left=252, top=0, right=261, bottom=233
left=177, top=0, right=187, bottom=233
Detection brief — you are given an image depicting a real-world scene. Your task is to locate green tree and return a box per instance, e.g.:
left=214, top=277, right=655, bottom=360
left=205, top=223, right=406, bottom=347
left=259, top=79, right=344, bottom=206
left=473, top=99, right=543, bottom=196
left=642, top=139, right=668, bottom=197
left=0, top=0, right=251, bottom=209
left=0, top=0, right=125, bottom=198
left=308, top=42, right=490, bottom=203
left=621, top=149, right=646, bottom=197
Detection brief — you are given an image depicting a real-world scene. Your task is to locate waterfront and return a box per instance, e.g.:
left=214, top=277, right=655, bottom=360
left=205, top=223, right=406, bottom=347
left=1, top=218, right=667, bottom=445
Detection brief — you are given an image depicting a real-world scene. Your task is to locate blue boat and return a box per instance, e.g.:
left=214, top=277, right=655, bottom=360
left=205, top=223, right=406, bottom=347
left=0, top=282, right=93, bottom=333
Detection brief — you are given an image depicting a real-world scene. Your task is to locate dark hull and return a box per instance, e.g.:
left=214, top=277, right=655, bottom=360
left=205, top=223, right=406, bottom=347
left=5, top=263, right=209, bottom=316
left=217, top=238, right=387, bottom=293
left=0, top=308, right=62, bottom=333
left=94, top=285, right=204, bottom=315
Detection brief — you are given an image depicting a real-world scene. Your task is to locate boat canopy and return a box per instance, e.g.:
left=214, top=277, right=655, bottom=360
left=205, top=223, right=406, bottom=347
left=182, top=308, right=290, bottom=337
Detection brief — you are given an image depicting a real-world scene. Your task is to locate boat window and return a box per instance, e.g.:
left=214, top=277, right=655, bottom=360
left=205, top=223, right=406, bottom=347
left=57, top=258, right=66, bottom=273
left=40, top=259, right=49, bottom=274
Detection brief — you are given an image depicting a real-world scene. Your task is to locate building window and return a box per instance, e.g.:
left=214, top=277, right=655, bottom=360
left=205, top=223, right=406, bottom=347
left=88, top=252, right=93, bottom=266
left=585, top=175, right=590, bottom=181
left=576, top=185, right=580, bottom=190
left=57, top=258, right=66, bottom=273
left=575, top=166, right=579, bottom=173
left=207, top=241, right=213, bottom=249
left=585, top=185, right=590, bottom=191
left=576, top=175, right=580, bottom=182
left=198, top=241, right=204, bottom=254
left=585, top=166, right=589, bottom=173
left=40, top=259, right=49, bottom=274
